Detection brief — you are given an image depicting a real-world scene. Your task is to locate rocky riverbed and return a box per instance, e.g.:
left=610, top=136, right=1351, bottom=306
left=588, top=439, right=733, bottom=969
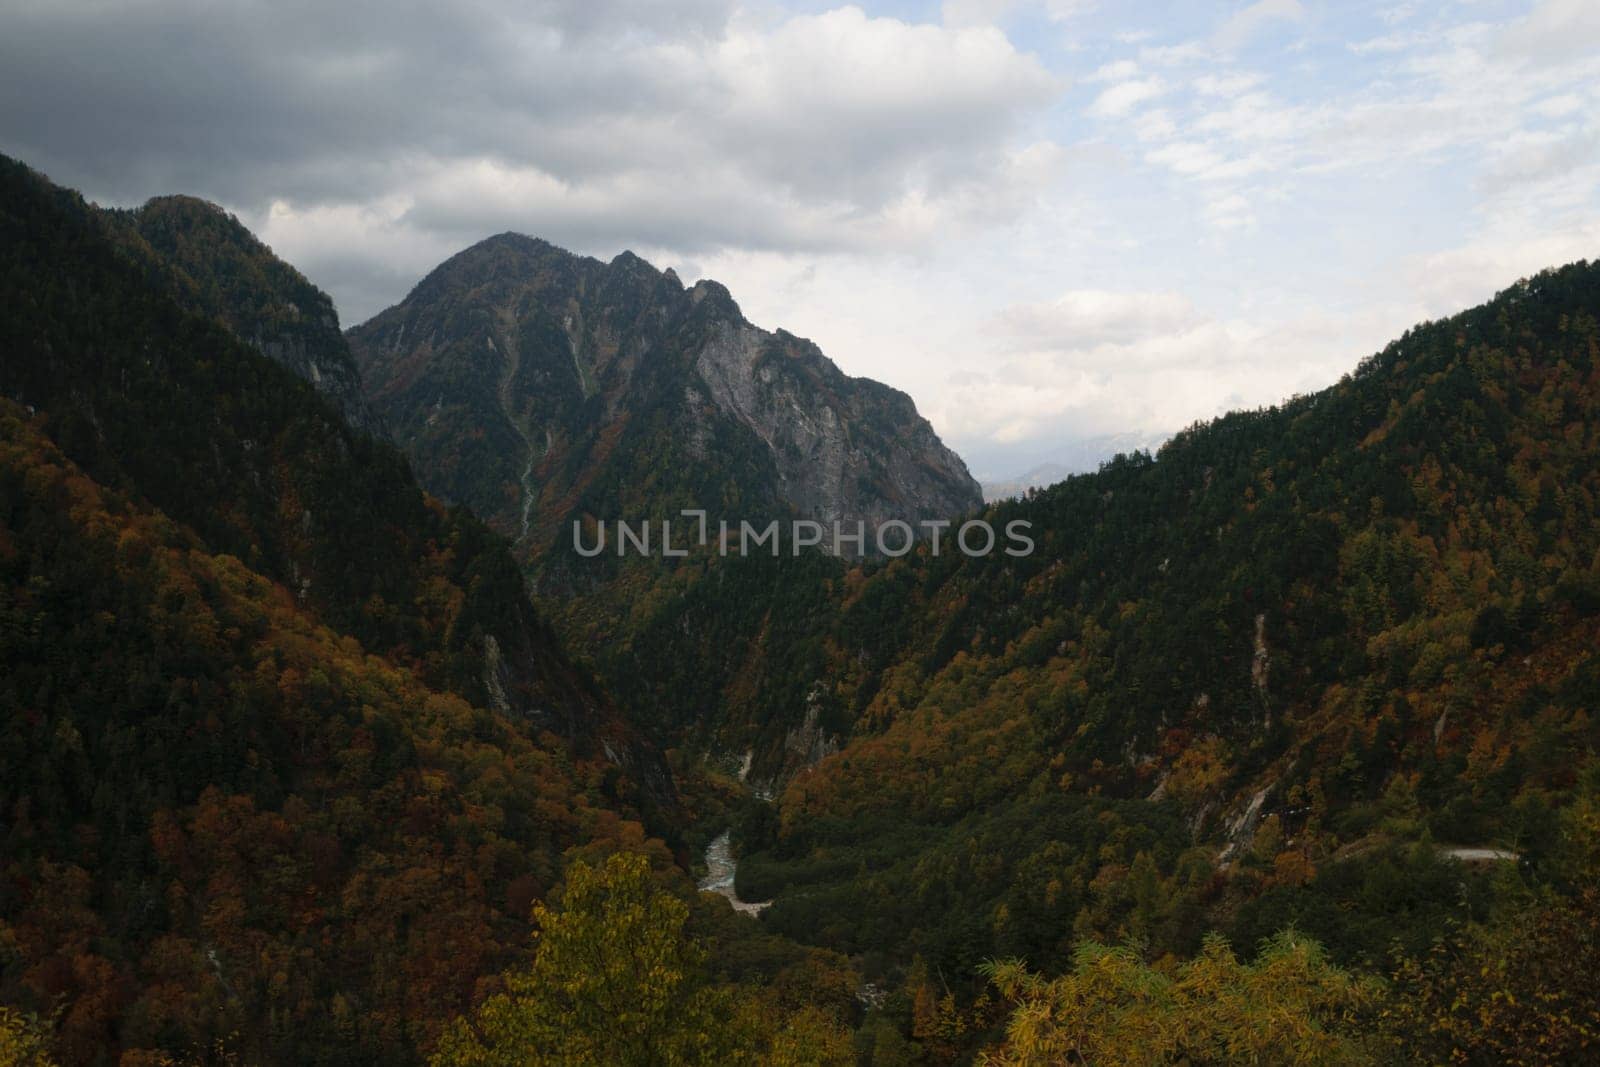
left=698, top=830, right=771, bottom=915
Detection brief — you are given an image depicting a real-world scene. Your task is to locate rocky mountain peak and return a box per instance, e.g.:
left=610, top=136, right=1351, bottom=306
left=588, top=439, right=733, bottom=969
left=347, top=234, right=982, bottom=553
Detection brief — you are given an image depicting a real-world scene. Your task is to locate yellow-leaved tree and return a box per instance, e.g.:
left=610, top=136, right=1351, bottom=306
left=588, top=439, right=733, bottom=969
left=976, top=931, right=1378, bottom=1066
left=0, top=1005, right=58, bottom=1067
left=429, top=852, right=850, bottom=1066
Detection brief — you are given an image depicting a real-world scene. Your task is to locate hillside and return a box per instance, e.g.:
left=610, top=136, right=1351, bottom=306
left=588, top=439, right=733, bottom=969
left=484, top=252, right=1600, bottom=1066
left=712, top=261, right=1600, bottom=989
left=0, top=403, right=657, bottom=1062
left=101, top=194, right=376, bottom=430
left=352, top=235, right=1600, bottom=1064
left=0, top=156, right=683, bottom=1063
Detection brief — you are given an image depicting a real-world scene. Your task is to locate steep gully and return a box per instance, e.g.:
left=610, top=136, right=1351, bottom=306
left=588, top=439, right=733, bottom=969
left=493, top=310, right=539, bottom=544
left=490, top=314, right=775, bottom=909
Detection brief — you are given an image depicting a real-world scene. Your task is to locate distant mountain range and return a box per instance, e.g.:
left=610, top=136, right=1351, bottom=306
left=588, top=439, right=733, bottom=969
left=979, top=432, right=1171, bottom=500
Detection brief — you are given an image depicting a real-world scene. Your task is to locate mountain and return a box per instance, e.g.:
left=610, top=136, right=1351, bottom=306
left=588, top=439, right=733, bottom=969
left=346, top=234, right=981, bottom=553
left=0, top=156, right=683, bottom=1063
left=102, top=194, right=376, bottom=429
left=338, top=237, right=1600, bottom=1061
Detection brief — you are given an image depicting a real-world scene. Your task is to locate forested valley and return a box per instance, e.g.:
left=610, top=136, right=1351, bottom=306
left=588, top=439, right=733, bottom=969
left=3, top=152, right=1599, bottom=1064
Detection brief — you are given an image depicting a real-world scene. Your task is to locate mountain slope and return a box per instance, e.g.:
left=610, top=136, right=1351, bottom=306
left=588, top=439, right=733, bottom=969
left=102, top=194, right=375, bottom=429
left=0, top=404, right=659, bottom=1063
left=346, top=234, right=981, bottom=553
left=618, top=262, right=1600, bottom=988
left=0, top=157, right=658, bottom=771
left=0, top=156, right=684, bottom=1061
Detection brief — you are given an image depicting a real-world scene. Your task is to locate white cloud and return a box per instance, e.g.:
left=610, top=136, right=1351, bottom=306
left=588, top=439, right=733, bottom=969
left=1404, top=220, right=1600, bottom=314
left=1202, top=192, right=1255, bottom=229
left=1088, top=59, right=1140, bottom=81
left=994, top=289, right=1202, bottom=348
left=1530, top=93, right=1584, bottom=118
left=1130, top=108, right=1178, bottom=142
left=1214, top=0, right=1306, bottom=52
left=1348, top=32, right=1421, bottom=55
left=942, top=0, right=1095, bottom=27
left=712, top=7, right=1059, bottom=202
left=1496, top=0, right=1600, bottom=64
left=933, top=290, right=1414, bottom=451
left=1139, top=40, right=1209, bottom=66
left=941, top=0, right=1016, bottom=27
left=1087, top=77, right=1165, bottom=118
left=1193, top=71, right=1262, bottom=97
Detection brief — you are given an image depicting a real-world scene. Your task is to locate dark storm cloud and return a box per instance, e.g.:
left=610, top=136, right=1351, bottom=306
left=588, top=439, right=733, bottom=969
left=0, top=0, right=731, bottom=202
left=0, top=0, right=1057, bottom=319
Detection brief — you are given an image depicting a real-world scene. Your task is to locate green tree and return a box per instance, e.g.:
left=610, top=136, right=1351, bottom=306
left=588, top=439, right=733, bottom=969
left=1382, top=797, right=1600, bottom=1064
left=431, top=852, right=722, bottom=1065
left=430, top=852, right=851, bottom=1065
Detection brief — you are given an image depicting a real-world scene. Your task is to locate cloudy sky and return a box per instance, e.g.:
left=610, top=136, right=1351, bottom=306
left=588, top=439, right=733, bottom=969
left=4, top=0, right=1599, bottom=478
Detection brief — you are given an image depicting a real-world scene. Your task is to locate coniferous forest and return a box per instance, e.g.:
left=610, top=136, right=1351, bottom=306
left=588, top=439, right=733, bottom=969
left=4, top=69, right=1600, bottom=1066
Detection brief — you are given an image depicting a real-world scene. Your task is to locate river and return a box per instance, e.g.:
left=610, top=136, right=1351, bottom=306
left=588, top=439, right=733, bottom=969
left=698, top=830, right=771, bottom=915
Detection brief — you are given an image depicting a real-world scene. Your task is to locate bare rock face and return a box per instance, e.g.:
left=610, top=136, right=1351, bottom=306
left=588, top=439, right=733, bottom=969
left=692, top=312, right=981, bottom=537
left=346, top=234, right=981, bottom=554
